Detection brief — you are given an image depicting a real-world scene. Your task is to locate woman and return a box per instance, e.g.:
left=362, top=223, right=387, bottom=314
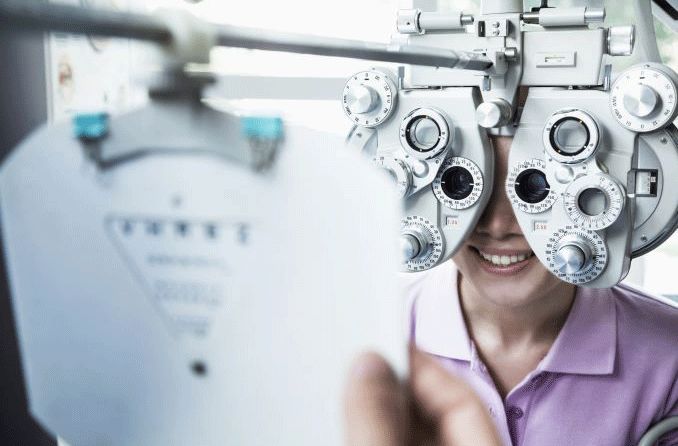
left=402, top=134, right=678, bottom=445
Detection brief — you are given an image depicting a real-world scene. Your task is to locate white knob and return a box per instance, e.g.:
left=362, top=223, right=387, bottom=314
left=346, top=85, right=379, bottom=115
left=411, top=118, right=441, bottom=150
left=401, top=233, right=422, bottom=262
left=607, top=25, right=635, bottom=56
left=475, top=99, right=512, bottom=128
left=623, top=83, right=659, bottom=118
left=554, top=244, right=589, bottom=274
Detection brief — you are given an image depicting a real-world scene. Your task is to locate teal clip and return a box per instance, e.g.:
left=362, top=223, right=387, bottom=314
left=73, top=112, right=110, bottom=140
left=240, top=116, right=284, bottom=141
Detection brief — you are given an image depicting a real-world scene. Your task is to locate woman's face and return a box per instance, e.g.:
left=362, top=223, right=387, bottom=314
left=452, top=135, right=571, bottom=308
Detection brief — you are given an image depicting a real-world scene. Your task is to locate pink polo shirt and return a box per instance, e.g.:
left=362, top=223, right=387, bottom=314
left=406, top=261, right=678, bottom=446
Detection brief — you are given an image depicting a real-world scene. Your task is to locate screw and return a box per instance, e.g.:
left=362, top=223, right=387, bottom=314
left=191, top=360, right=208, bottom=377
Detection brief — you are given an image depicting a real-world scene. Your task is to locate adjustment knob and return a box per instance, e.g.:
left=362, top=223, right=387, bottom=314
left=607, top=25, right=635, bottom=56
left=372, top=156, right=413, bottom=198
left=610, top=63, right=678, bottom=132
left=623, top=83, right=659, bottom=118
left=346, top=84, right=379, bottom=115
left=554, top=244, right=588, bottom=274
left=401, top=216, right=444, bottom=271
left=546, top=228, right=608, bottom=284
left=475, top=99, right=512, bottom=128
left=410, top=117, right=441, bottom=150
left=343, top=70, right=398, bottom=128
left=401, top=233, right=422, bottom=261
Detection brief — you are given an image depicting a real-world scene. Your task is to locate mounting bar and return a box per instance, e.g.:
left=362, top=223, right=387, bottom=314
left=0, top=0, right=493, bottom=71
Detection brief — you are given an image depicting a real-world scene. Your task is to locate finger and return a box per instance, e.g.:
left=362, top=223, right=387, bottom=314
left=410, top=349, right=501, bottom=446
left=344, top=352, right=408, bottom=446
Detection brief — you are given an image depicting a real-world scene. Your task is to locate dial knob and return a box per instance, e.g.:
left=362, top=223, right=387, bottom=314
left=607, top=25, right=635, bottom=56
left=475, top=99, right=512, bottom=128
left=506, top=159, right=557, bottom=214
left=623, top=83, right=659, bottom=118
left=546, top=227, right=608, bottom=284
left=410, top=117, right=441, bottom=150
left=373, top=156, right=413, bottom=198
left=401, top=233, right=423, bottom=262
left=433, top=157, right=484, bottom=210
left=563, top=174, right=625, bottom=230
left=610, top=63, right=678, bottom=132
left=401, top=216, right=444, bottom=271
left=554, top=244, right=589, bottom=274
left=343, top=70, right=397, bottom=128
left=346, top=84, right=379, bottom=115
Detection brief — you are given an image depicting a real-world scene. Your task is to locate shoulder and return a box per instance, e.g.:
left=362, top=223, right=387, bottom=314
left=605, top=283, right=678, bottom=388
left=610, top=283, right=678, bottom=345
left=401, top=261, right=456, bottom=300
left=400, top=261, right=458, bottom=326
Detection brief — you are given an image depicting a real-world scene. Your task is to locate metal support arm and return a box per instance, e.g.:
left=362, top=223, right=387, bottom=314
left=0, top=0, right=493, bottom=71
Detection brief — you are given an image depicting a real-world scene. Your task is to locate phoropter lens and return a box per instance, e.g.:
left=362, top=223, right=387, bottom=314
left=515, top=169, right=550, bottom=204
left=441, top=166, right=474, bottom=201
left=549, top=117, right=590, bottom=156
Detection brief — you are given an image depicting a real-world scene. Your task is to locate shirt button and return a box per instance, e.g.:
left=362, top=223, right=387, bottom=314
left=508, top=406, right=524, bottom=419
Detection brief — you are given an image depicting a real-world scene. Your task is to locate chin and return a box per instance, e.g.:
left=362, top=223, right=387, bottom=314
left=453, top=244, right=564, bottom=308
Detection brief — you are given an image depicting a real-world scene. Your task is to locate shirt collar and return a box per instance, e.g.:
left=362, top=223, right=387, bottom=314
left=412, top=262, right=617, bottom=376
left=538, top=286, right=617, bottom=375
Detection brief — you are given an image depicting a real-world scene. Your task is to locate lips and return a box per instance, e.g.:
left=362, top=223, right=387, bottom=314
left=470, top=246, right=535, bottom=276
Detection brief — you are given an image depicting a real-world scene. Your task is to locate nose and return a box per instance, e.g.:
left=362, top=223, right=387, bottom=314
left=475, top=136, right=523, bottom=240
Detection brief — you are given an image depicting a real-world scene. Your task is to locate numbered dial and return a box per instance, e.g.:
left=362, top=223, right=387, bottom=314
left=610, top=63, right=678, bottom=132
left=563, top=174, right=625, bottom=230
left=506, top=159, right=557, bottom=214
left=546, top=227, right=608, bottom=284
left=543, top=110, right=600, bottom=164
left=433, top=157, right=484, bottom=210
left=343, top=70, right=397, bottom=128
left=401, top=216, right=444, bottom=272
left=373, top=155, right=413, bottom=198
left=400, top=108, right=451, bottom=160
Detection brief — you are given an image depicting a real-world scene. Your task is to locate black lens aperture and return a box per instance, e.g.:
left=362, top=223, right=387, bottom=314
left=515, top=169, right=550, bottom=204
left=441, top=166, right=474, bottom=201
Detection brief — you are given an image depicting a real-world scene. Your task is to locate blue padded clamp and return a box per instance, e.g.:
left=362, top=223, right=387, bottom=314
left=73, top=112, right=110, bottom=140
left=240, top=116, right=284, bottom=141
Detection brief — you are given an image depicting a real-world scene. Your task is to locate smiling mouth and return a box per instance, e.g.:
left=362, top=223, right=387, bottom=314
left=471, top=247, right=535, bottom=267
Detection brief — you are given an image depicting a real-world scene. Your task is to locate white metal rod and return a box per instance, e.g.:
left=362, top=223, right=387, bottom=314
left=0, top=0, right=493, bottom=71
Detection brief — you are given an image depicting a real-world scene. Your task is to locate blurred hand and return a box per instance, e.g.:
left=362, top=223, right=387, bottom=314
left=344, top=348, right=502, bottom=446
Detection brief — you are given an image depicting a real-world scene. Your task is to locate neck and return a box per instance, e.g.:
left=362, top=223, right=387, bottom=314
left=458, top=273, right=576, bottom=349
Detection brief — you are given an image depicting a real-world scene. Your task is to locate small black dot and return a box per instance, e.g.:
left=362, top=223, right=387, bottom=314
left=191, top=360, right=208, bottom=377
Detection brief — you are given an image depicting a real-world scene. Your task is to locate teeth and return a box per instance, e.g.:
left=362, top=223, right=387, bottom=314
left=478, top=250, right=532, bottom=266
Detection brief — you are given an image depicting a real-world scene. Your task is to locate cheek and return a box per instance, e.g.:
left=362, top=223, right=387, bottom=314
left=451, top=246, right=475, bottom=272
